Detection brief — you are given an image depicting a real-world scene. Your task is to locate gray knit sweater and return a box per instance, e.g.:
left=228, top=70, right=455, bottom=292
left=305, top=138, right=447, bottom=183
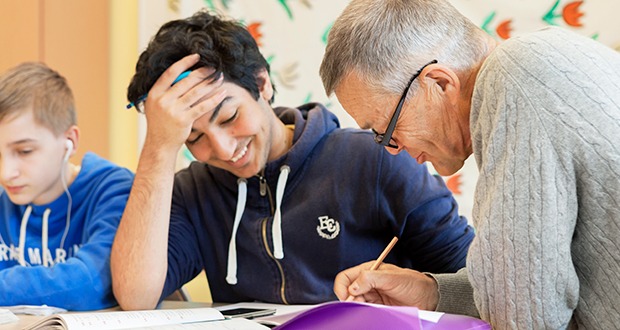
left=434, top=27, right=620, bottom=329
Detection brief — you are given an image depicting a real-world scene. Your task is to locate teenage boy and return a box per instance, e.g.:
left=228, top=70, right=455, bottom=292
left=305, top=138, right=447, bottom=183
left=111, top=11, right=474, bottom=310
left=0, top=62, right=134, bottom=310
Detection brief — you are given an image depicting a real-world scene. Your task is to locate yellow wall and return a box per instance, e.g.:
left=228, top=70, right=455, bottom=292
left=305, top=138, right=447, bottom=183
left=109, top=0, right=139, bottom=169
left=184, top=271, right=213, bottom=303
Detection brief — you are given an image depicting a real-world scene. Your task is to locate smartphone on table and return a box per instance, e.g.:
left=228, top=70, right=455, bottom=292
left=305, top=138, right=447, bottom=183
left=220, top=307, right=276, bottom=319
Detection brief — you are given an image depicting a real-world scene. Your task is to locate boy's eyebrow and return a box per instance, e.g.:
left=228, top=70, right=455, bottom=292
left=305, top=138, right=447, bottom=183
left=209, top=96, right=232, bottom=123
left=10, top=138, right=36, bottom=146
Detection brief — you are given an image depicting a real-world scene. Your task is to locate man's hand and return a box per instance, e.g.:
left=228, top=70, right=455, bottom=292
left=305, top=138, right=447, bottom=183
left=142, top=53, right=226, bottom=153
left=334, top=261, right=440, bottom=311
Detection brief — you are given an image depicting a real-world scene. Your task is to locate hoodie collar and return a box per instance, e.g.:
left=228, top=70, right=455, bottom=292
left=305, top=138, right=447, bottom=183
left=267, top=103, right=340, bottom=179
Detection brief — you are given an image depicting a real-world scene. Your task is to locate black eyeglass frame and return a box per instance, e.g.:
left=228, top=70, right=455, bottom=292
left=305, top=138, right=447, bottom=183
left=373, top=59, right=438, bottom=148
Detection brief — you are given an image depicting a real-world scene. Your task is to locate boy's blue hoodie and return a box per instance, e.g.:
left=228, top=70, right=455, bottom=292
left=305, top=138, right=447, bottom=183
left=163, top=104, right=474, bottom=304
left=0, top=153, right=133, bottom=310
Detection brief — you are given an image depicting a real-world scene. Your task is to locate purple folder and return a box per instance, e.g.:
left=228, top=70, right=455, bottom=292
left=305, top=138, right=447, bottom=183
left=273, top=301, right=491, bottom=330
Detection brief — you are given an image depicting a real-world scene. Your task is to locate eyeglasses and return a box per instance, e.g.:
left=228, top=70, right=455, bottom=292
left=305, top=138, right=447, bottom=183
left=372, top=59, right=438, bottom=149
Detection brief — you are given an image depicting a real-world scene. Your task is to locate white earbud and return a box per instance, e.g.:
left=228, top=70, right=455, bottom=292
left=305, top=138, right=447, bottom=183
left=63, top=139, right=73, bottom=163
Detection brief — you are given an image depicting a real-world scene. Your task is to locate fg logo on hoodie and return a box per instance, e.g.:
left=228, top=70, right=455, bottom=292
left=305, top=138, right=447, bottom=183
left=316, top=215, right=340, bottom=240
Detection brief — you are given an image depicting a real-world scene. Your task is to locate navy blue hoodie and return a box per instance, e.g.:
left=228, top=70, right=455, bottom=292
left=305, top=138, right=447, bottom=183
left=163, top=104, right=473, bottom=304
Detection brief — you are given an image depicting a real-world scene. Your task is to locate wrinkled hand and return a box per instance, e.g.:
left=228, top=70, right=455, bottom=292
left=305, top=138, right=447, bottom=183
left=334, top=261, right=439, bottom=310
left=142, top=54, right=226, bottom=154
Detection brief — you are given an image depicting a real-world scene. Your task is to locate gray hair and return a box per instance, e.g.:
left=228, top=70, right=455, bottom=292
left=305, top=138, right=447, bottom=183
left=320, top=0, right=489, bottom=97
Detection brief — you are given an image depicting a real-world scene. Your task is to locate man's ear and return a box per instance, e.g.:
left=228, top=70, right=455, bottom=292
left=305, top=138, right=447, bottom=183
left=419, top=64, right=460, bottom=106
left=256, top=69, right=274, bottom=103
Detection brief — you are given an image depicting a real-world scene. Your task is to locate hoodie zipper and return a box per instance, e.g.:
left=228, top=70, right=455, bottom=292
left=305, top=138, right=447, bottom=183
left=259, top=176, right=267, bottom=197
left=262, top=217, right=288, bottom=304
left=255, top=171, right=274, bottom=211
left=256, top=172, right=288, bottom=304
left=257, top=170, right=268, bottom=197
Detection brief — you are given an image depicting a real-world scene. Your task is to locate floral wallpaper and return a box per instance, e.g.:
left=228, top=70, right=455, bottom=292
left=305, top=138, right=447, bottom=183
left=138, top=0, right=620, bottom=222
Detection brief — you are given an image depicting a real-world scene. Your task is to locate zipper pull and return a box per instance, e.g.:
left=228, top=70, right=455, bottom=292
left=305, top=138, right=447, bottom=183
left=259, top=176, right=267, bottom=197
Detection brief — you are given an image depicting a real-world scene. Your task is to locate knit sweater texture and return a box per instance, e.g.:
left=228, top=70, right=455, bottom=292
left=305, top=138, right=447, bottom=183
left=435, top=26, right=620, bottom=329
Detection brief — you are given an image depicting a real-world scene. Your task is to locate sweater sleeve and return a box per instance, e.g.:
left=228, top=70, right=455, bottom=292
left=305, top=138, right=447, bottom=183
left=0, top=168, right=133, bottom=311
left=430, top=268, right=479, bottom=317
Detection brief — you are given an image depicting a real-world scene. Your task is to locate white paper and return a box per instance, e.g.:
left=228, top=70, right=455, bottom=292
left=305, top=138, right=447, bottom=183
left=6, top=304, right=67, bottom=316
left=0, top=308, right=19, bottom=325
left=130, top=318, right=268, bottom=329
left=418, top=310, right=444, bottom=323
left=23, top=307, right=227, bottom=330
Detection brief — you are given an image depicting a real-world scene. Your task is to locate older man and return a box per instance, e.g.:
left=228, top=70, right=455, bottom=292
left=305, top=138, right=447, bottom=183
left=320, top=0, right=620, bottom=328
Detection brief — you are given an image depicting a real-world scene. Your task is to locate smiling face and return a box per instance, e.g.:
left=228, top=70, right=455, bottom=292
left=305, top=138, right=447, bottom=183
left=0, top=108, right=72, bottom=205
left=185, top=73, right=289, bottom=179
left=335, top=70, right=471, bottom=176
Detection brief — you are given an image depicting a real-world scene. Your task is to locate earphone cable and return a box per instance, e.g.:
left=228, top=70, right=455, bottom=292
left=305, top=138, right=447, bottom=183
left=59, top=156, right=72, bottom=251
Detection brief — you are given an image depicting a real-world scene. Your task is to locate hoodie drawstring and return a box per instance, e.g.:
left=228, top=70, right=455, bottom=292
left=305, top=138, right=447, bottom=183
left=18, top=207, right=53, bottom=267
left=18, top=206, right=32, bottom=266
left=272, top=165, right=290, bottom=259
left=226, top=178, right=248, bottom=285
left=41, top=208, right=51, bottom=267
left=226, top=165, right=291, bottom=285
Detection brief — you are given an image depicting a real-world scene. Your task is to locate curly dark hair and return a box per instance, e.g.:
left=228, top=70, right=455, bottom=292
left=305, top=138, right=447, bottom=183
left=127, top=10, right=273, bottom=110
